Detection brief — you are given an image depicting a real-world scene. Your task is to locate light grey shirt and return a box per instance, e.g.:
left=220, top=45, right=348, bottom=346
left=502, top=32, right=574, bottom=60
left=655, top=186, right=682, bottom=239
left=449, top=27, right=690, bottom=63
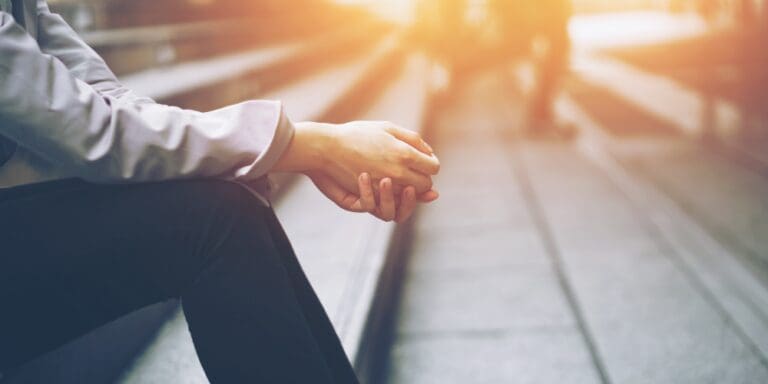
left=0, top=0, right=295, bottom=196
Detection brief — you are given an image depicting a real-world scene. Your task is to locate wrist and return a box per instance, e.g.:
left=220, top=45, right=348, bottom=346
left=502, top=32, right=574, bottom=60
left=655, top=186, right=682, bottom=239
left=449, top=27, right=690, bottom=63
left=300, top=122, right=337, bottom=173
left=273, top=121, right=335, bottom=174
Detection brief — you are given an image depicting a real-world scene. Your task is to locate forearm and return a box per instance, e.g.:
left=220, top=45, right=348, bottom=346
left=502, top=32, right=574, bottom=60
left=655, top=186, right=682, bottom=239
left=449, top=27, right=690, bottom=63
left=1, top=12, right=293, bottom=183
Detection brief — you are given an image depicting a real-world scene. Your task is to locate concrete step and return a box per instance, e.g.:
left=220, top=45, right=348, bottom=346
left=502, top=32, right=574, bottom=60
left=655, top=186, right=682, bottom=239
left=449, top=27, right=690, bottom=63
left=0, top=35, right=408, bottom=384
left=555, top=92, right=768, bottom=383
left=49, top=0, right=363, bottom=32
left=46, top=0, right=385, bottom=76
left=117, top=25, right=392, bottom=109
left=114, top=52, right=433, bottom=384
left=85, top=19, right=388, bottom=77
left=569, top=53, right=768, bottom=175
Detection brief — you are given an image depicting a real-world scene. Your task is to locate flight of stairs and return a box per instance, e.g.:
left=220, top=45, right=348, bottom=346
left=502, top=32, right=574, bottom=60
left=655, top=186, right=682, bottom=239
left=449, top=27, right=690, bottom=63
left=3, top=1, right=434, bottom=383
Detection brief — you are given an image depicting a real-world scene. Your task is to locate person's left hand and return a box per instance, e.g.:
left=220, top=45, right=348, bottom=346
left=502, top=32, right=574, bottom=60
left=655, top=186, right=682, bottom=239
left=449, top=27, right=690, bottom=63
left=308, top=172, right=426, bottom=223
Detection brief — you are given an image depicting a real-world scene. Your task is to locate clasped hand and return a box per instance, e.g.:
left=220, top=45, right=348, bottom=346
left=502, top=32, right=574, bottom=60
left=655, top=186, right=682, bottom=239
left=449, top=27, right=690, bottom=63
left=273, top=121, right=440, bottom=223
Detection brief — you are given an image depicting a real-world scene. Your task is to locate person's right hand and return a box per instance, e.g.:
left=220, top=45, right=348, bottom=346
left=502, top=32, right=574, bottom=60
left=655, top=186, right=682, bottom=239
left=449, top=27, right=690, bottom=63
left=304, top=121, right=440, bottom=195
left=272, top=120, right=440, bottom=204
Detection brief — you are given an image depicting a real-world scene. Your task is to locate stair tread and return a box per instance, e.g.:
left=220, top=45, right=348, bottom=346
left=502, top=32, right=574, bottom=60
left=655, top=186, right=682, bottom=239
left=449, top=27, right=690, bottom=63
left=120, top=43, right=304, bottom=101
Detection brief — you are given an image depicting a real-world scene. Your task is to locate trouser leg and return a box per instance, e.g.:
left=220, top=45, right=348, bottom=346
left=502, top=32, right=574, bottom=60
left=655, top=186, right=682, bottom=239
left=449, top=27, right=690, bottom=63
left=532, top=25, right=570, bottom=122
left=0, top=179, right=358, bottom=383
left=262, top=208, right=360, bottom=383
left=180, top=186, right=358, bottom=383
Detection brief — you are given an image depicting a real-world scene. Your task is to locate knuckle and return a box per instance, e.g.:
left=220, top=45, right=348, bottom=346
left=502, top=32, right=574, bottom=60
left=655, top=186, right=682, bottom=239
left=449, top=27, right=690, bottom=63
left=399, top=152, right=415, bottom=165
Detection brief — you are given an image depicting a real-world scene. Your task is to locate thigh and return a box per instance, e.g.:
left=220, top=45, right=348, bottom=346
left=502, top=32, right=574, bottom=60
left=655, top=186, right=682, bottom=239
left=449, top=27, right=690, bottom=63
left=0, top=178, right=262, bottom=369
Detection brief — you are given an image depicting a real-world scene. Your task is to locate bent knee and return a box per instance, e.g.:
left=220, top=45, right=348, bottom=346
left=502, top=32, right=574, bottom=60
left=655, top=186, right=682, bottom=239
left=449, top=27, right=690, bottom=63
left=157, top=179, right=270, bottom=221
left=186, top=179, right=267, bottom=206
left=132, top=180, right=273, bottom=295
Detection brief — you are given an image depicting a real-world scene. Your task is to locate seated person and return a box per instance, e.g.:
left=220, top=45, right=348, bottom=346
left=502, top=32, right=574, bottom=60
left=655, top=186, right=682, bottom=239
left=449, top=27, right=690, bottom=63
left=0, top=1, right=440, bottom=383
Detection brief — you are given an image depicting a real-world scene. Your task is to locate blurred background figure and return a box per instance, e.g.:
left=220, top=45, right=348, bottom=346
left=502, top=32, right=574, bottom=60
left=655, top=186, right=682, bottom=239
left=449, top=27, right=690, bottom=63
left=522, top=0, right=573, bottom=137
left=434, top=0, right=469, bottom=67
left=414, top=0, right=469, bottom=92
left=420, top=0, right=575, bottom=137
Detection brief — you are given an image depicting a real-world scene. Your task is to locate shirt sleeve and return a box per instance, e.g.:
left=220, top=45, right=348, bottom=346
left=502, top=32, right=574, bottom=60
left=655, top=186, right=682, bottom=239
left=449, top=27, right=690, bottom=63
left=34, top=0, right=151, bottom=104
left=0, top=7, right=295, bottom=184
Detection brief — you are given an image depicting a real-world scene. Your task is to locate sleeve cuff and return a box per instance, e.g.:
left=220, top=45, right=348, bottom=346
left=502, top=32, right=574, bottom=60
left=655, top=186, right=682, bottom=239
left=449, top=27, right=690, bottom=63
left=235, top=102, right=295, bottom=180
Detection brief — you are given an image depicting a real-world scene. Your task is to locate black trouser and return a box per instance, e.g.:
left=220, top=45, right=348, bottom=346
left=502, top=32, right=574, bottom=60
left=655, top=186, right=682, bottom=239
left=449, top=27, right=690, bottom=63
left=0, top=178, right=359, bottom=383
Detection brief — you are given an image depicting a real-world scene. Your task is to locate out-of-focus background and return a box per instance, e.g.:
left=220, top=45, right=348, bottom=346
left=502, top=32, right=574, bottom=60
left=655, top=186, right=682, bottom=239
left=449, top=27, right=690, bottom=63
left=4, top=0, right=768, bottom=383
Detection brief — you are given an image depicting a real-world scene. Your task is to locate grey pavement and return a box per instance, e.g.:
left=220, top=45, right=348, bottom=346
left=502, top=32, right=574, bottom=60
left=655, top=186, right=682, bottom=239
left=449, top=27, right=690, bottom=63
left=382, top=68, right=768, bottom=384
left=385, top=71, right=602, bottom=384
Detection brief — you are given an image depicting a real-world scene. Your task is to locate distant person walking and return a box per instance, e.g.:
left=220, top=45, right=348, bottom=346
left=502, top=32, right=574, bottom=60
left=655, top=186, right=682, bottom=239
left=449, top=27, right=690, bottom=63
left=491, top=0, right=573, bottom=137
left=528, top=0, right=572, bottom=137
left=417, top=0, right=468, bottom=80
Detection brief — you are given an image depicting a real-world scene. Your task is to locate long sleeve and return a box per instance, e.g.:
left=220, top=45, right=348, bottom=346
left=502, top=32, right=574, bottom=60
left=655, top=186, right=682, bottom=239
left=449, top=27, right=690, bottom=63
left=34, top=0, right=150, bottom=104
left=0, top=8, right=295, bottom=184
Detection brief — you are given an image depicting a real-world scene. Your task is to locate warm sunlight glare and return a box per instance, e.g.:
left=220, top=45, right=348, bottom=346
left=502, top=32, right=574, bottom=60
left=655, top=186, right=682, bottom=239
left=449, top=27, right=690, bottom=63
left=333, top=0, right=417, bottom=23
left=569, top=11, right=709, bottom=50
